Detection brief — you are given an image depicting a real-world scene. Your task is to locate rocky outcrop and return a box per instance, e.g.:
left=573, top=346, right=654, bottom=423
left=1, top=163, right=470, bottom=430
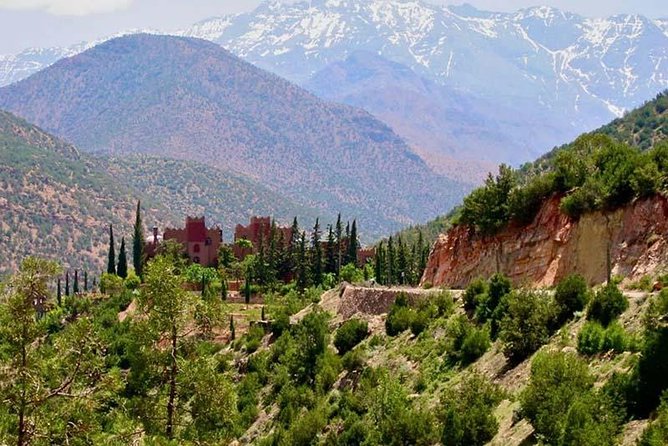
left=421, top=194, right=668, bottom=288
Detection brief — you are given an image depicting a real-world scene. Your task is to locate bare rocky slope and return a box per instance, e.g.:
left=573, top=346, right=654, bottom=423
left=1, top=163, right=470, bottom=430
left=422, top=194, right=668, bottom=288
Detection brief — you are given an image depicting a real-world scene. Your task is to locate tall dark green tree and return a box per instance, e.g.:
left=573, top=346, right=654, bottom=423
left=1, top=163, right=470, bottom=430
left=73, top=270, right=79, bottom=294
left=297, top=231, right=309, bottom=290
left=65, top=270, right=70, bottom=296
left=83, top=271, right=88, bottom=292
left=417, top=231, right=428, bottom=274
left=132, top=200, right=145, bottom=279
left=348, top=219, right=358, bottom=267
left=289, top=217, right=300, bottom=277
left=117, top=237, right=128, bottom=279
left=107, top=224, right=116, bottom=275
left=396, top=236, right=408, bottom=285
left=335, top=213, right=343, bottom=276
left=310, top=218, right=323, bottom=285
left=325, top=224, right=336, bottom=274
left=387, top=237, right=395, bottom=285
left=57, top=277, right=62, bottom=305
left=375, top=242, right=385, bottom=285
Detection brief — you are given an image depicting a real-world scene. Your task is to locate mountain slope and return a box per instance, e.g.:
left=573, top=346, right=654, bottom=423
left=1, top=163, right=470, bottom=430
left=0, top=34, right=467, bottom=238
left=0, top=110, right=174, bottom=275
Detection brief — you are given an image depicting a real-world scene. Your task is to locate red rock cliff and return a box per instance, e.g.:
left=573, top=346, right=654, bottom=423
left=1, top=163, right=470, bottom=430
left=421, top=195, right=668, bottom=288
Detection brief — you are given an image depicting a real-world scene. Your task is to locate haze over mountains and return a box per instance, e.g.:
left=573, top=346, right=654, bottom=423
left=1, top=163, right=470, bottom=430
left=1, top=0, right=666, bottom=171
left=0, top=34, right=466, bottom=239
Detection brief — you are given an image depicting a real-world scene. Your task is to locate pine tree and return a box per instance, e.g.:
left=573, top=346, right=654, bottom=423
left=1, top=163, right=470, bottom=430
left=310, top=218, right=323, bottom=285
left=65, top=270, right=70, bottom=296
left=290, top=217, right=300, bottom=278
left=57, top=277, right=62, bottom=306
left=417, top=231, right=428, bottom=274
left=73, top=270, right=79, bottom=294
left=325, top=224, right=336, bottom=274
left=387, top=237, right=395, bottom=285
left=117, top=237, right=128, bottom=279
left=348, top=219, right=358, bottom=267
left=107, top=224, right=116, bottom=275
left=375, top=242, right=385, bottom=285
left=132, top=200, right=145, bottom=280
left=397, top=236, right=408, bottom=285
left=335, top=213, right=343, bottom=276
left=297, top=231, right=309, bottom=290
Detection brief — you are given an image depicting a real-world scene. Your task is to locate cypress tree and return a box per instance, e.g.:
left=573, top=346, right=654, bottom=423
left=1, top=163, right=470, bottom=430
left=335, top=213, right=343, bottom=276
left=417, top=231, right=428, bottom=274
left=261, top=306, right=266, bottom=321
left=375, top=242, right=384, bottom=285
left=230, top=316, right=235, bottom=341
left=73, top=270, right=79, bottom=294
left=92, top=277, right=97, bottom=290
left=107, top=224, right=116, bottom=275
left=57, top=278, right=62, bottom=306
left=289, top=217, right=300, bottom=277
left=325, top=224, right=336, bottom=274
left=244, top=270, right=252, bottom=307
left=65, top=271, right=70, bottom=296
left=297, top=231, right=309, bottom=290
left=348, top=219, right=358, bottom=266
left=310, top=218, right=323, bottom=286
left=132, top=200, right=145, bottom=279
left=397, top=236, right=408, bottom=285
left=117, top=237, right=128, bottom=279
left=387, top=237, right=395, bottom=285
left=84, top=271, right=88, bottom=292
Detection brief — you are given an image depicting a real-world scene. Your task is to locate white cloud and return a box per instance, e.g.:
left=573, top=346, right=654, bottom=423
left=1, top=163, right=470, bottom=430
left=0, top=0, right=133, bottom=16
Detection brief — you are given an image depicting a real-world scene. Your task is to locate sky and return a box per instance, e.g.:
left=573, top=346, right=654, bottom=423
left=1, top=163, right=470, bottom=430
left=0, top=0, right=666, bottom=54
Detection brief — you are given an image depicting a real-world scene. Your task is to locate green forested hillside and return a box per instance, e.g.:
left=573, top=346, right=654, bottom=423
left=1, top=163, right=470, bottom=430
left=0, top=111, right=172, bottom=275
left=99, top=154, right=322, bottom=238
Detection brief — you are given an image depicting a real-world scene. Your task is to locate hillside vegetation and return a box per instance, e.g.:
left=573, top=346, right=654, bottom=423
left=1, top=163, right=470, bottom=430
left=0, top=34, right=468, bottom=238
left=0, top=110, right=173, bottom=275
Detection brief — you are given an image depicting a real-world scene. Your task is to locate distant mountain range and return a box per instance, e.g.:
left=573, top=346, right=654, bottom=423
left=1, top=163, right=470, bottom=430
left=1, top=1, right=665, bottom=172
left=0, top=34, right=466, bottom=239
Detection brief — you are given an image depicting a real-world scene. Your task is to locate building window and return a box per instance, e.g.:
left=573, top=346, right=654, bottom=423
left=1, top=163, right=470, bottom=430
left=194, top=244, right=201, bottom=253
left=205, top=237, right=212, bottom=246
left=193, top=257, right=200, bottom=264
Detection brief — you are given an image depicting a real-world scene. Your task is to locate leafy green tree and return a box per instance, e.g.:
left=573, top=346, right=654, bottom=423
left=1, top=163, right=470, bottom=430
left=440, top=372, right=502, bottom=446
left=521, top=351, right=594, bottom=444
left=0, top=258, right=104, bottom=446
left=132, top=200, right=145, bottom=279
left=555, top=274, right=590, bottom=324
left=310, top=218, right=323, bottom=286
left=334, top=319, right=369, bottom=354
left=460, top=164, right=516, bottom=235
left=107, top=224, right=116, bottom=275
left=499, top=290, right=555, bottom=362
left=117, top=237, right=128, bottom=279
left=587, top=282, right=628, bottom=327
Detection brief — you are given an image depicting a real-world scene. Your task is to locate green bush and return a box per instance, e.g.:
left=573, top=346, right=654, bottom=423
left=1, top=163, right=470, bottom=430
left=385, top=293, right=415, bottom=336
left=499, top=290, right=555, bottom=362
left=410, top=310, right=430, bottom=336
left=245, top=325, right=265, bottom=353
left=463, top=277, right=487, bottom=312
left=578, top=321, right=605, bottom=355
left=341, top=348, right=366, bottom=372
left=432, top=290, right=455, bottom=317
left=587, top=283, right=628, bottom=327
left=521, top=351, right=594, bottom=444
left=440, top=373, right=503, bottom=446
left=460, top=325, right=491, bottom=365
left=602, top=322, right=628, bottom=353
left=124, top=271, right=141, bottom=290
left=334, top=319, right=369, bottom=354
left=340, top=263, right=364, bottom=284
left=555, top=274, right=590, bottom=323
left=100, top=272, right=123, bottom=295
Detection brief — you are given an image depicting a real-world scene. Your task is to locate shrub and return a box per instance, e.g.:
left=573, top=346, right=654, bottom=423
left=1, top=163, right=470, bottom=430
left=463, top=277, right=487, bottom=312
left=340, top=263, right=364, bottom=284
left=578, top=321, right=605, bottom=355
left=440, top=372, right=503, bottom=446
left=100, top=272, right=123, bottom=295
left=460, top=325, right=491, bottom=365
left=124, top=271, right=141, bottom=290
left=555, top=274, right=590, bottom=323
left=385, top=293, right=414, bottom=336
left=587, top=283, right=628, bottom=327
left=341, top=348, right=366, bottom=372
left=432, top=290, right=455, bottom=317
left=334, top=319, right=369, bottom=354
left=499, top=290, right=555, bottom=362
left=521, top=351, right=594, bottom=444
left=245, top=325, right=265, bottom=353
left=602, top=322, right=628, bottom=353
left=410, top=310, right=430, bottom=336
